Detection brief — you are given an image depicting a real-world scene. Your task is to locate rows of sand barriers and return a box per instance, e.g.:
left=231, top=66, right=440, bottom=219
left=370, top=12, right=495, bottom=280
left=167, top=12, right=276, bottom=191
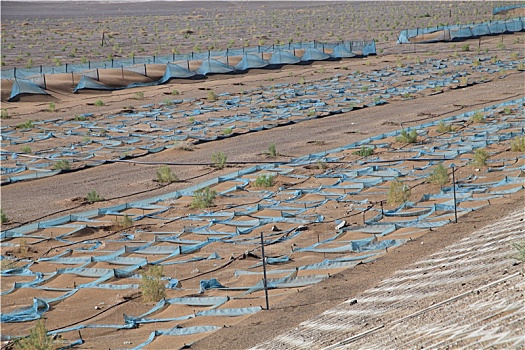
left=1, top=52, right=522, bottom=184
left=1, top=97, right=523, bottom=349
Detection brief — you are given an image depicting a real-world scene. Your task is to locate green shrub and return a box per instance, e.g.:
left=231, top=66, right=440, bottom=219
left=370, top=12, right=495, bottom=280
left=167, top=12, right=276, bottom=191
left=48, top=102, right=56, bottom=112
left=0, top=108, right=9, bottom=119
left=156, top=165, right=178, bottom=183
left=191, top=187, right=217, bottom=209
left=268, top=143, right=277, bottom=157
left=114, top=214, right=133, bottom=229
left=396, top=129, right=418, bottom=143
left=163, top=98, right=173, bottom=106
left=512, top=240, right=525, bottom=262
left=86, top=190, right=104, bottom=203
left=428, top=163, right=449, bottom=187
left=211, top=151, right=227, bottom=169
left=254, top=174, right=275, bottom=187
left=1, top=209, right=8, bottom=224
left=511, top=136, right=525, bottom=152
left=223, top=127, right=233, bottom=135
left=387, top=178, right=411, bottom=205
left=353, top=146, right=374, bottom=157
left=140, top=265, right=165, bottom=303
left=13, top=319, right=54, bottom=350
left=16, top=120, right=33, bottom=129
left=94, top=99, right=104, bottom=107
left=53, top=159, right=70, bottom=170
left=502, top=107, right=512, bottom=115
left=518, top=62, right=525, bottom=71
left=74, top=115, right=87, bottom=121
left=437, top=121, right=454, bottom=133
left=207, top=90, right=217, bottom=101
left=473, top=148, right=489, bottom=166
left=135, top=91, right=144, bottom=100
left=20, top=145, right=31, bottom=154
left=172, top=89, right=179, bottom=95
left=461, top=43, right=470, bottom=52
left=317, top=160, right=327, bottom=170
left=470, top=111, right=485, bottom=123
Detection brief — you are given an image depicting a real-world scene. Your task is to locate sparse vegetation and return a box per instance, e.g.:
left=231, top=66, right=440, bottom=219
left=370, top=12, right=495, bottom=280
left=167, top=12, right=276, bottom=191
left=268, top=143, right=277, bottom=157
left=1, top=209, right=8, bottom=224
left=86, top=190, right=104, bottom=203
left=387, top=178, right=411, bottom=205
left=172, top=89, right=179, bottom=95
left=163, top=98, right=173, bottom=106
left=353, top=146, right=374, bottom=156
left=473, top=148, right=489, bottom=166
left=74, top=115, right=87, bottom=121
left=461, top=43, right=470, bottom=52
left=134, top=91, right=144, bottom=100
left=114, top=214, right=133, bottom=229
left=13, top=319, right=54, bottom=350
left=94, top=99, right=104, bottom=107
left=223, top=127, right=233, bottom=135
left=191, top=187, right=217, bottom=209
left=512, top=239, right=525, bottom=262
left=470, top=111, right=485, bottom=123
left=48, top=102, right=56, bottom=112
left=140, top=265, right=165, bottom=303
left=211, top=151, right=227, bottom=169
left=396, top=129, right=418, bottom=143
left=502, top=107, right=512, bottom=115
left=437, top=121, right=454, bottom=133
left=156, top=165, right=179, bottom=183
left=428, top=163, right=449, bottom=187
left=20, top=145, right=32, bottom=154
left=254, top=174, right=275, bottom=187
left=1, top=108, right=10, bottom=119
left=207, top=90, right=217, bottom=101
left=53, top=159, right=70, bottom=170
left=510, top=136, right=525, bottom=152
left=16, top=120, right=33, bottom=129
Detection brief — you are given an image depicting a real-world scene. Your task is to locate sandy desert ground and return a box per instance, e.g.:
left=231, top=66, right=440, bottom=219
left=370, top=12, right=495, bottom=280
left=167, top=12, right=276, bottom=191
left=1, top=1, right=524, bottom=350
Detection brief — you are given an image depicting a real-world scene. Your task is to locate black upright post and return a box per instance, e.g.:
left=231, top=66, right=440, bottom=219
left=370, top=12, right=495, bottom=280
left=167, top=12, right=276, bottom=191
left=451, top=164, right=458, bottom=223
left=260, top=232, right=269, bottom=310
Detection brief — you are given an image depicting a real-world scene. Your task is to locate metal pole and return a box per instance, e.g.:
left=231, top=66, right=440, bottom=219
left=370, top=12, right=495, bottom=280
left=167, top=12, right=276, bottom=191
left=260, top=232, right=269, bottom=310
left=452, top=165, right=458, bottom=223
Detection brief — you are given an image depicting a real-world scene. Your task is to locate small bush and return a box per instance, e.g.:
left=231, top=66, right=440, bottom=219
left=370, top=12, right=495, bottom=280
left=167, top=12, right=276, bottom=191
left=191, top=187, right=217, bottom=209
left=473, top=148, right=489, bottom=166
left=461, top=43, right=470, bottom=52
left=396, top=129, right=418, bottom=143
left=511, top=136, right=525, bottom=152
left=163, top=98, right=173, bottom=106
left=1, top=209, right=8, bottom=224
left=20, top=145, right=31, bottom=154
left=428, top=163, right=449, bottom=187
left=223, top=127, right=233, bottom=135
left=512, top=240, right=525, bottom=262
left=470, top=111, right=485, bottom=123
left=268, top=143, right=277, bottom=157
left=115, top=214, right=133, bottom=229
left=353, top=146, right=374, bottom=157
left=207, top=90, right=217, bottom=101
left=254, top=174, right=275, bottom=187
left=1, top=108, right=9, bottom=119
left=16, top=120, right=33, bottom=129
left=211, top=152, right=227, bottom=169
left=134, top=91, right=144, bottom=100
left=172, top=89, right=179, bottom=95
left=53, top=159, right=70, bottom=170
left=94, top=99, right=104, bottom=107
left=74, top=115, right=87, bottom=121
left=140, top=265, right=165, bottom=303
left=437, top=121, right=454, bottom=133
left=518, top=62, right=525, bottom=71
left=502, top=107, right=512, bottom=115
left=13, top=319, right=54, bottom=350
left=48, top=102, right=56, bottom=112
left=156, top=165, right=178, bottom=183
left=387, top=178, right=411, bottom=205
left=86, top=190, right=104, bottom=203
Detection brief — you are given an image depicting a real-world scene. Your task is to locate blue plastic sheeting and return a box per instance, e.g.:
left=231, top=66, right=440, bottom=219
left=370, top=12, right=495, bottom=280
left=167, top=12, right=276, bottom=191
left=301, top=48, right=331, bottom=62
left=234, top=54, right=269, bottom=71
left=398, top=17, right=525, bottom=44
left=1, top=298, right=49, bottom=323
left=131, top=326, right=221, bottom=350
left=330, top=44, right=356, bottom=58
left=199, top=278, right=226, bottom=294
left=195, top=58, right=235, bottom=75
left=8, top=79, right=49, bottom=102
left=195, top=306, right=262, bottom=317
left=268, top=50, right=301, bottom=65
left=493, top=4, right=525, bottom=14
